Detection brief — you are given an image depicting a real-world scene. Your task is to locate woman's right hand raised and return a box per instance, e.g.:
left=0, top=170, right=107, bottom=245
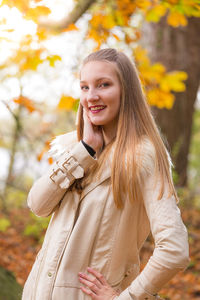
left=82, top=109, right=104, bottom=154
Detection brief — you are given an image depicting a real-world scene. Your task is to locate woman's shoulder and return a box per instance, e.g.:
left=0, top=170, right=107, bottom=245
left=137, top=136, right=172, bottom=176
left=48, top=130, right=78, bottom=160
left=138, top=136, right=156, bottom=160
left=136, top=136, right=157, bottom=176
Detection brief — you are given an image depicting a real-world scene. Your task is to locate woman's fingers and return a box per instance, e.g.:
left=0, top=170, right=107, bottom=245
left=80, top=286, right=97, bottom=299
left=87, top=267, right=108, bottom=286
left=78, top=272, right=102, bottom=289
left=79, top=268, right=119, bottom=300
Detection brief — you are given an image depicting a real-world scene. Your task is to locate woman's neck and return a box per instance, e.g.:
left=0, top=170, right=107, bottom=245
left=102, top=122, right=117, bottom=146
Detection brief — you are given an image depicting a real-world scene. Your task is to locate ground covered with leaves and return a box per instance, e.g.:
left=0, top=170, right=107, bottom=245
left=0, top=206, right=199, bottom=299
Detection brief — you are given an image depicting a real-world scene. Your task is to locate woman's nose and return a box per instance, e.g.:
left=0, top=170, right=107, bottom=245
left=87, top=89, right=99, bottom=101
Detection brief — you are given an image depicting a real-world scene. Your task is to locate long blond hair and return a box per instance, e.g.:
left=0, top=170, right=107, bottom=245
left=77, top=48, right=178, bottom=208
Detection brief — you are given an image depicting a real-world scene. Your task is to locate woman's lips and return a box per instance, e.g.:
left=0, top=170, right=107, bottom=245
left=89, top=105, right=106, bottom=113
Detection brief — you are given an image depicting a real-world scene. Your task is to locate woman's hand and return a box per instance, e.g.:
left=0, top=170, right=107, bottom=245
left=78, top=267, right=119, bottom=300
left=82, top=109, right=104, bottom=153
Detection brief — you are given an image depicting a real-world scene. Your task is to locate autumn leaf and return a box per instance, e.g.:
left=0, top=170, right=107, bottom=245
left=0, top=0, right=29, bottom=13
left=37, top=139, right=53, bottom=161
left=57, top=95, right=77, bottom=111
left=167, top=11, right=188, bottom=27
left=47, top=55, right=62, bottom=67
left=145, top=5, right=167, bottom=22
left=147, top=88, right=175, bottom=109
left=135, top=0, right=151, bottom=10
left=112, top=32, right=120, bottom=41
left=48, top=157, right=53, bottom=164
left=160, top=71, right=188, bottom=92
left=25, top=6, right=51, bottom=22
left=13, top=96, right=38, bottom=113
left=62, top=23, right=79, bottom=32
left=36, top=28, right=48, bottom=40
left=21, top=54, right=44, bottom=71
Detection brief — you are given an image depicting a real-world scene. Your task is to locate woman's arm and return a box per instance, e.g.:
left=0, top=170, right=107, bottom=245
left=27, top=135, right=97, bottom=218
left=119, top=183, right=189, bottom=299
left=117, top=143, right=190, bottom=299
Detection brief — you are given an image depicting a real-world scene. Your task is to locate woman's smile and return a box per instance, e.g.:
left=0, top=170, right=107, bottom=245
left=89, top=105, right=107, bottom=113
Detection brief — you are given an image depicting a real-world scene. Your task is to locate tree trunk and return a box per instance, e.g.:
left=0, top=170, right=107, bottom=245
left=143, top=17, right=200, bottom=186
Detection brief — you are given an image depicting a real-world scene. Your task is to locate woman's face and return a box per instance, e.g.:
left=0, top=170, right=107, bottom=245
left=80, top=60, right=121, bottom=130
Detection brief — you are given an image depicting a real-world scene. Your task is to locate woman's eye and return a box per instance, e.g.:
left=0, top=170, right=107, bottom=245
left=80, top=86, right=88, bottom=90
left=99, top=82, right=109, bottom=88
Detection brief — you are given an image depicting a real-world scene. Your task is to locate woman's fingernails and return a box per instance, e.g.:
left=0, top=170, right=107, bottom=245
left=78, top=272, right=84, bottom=277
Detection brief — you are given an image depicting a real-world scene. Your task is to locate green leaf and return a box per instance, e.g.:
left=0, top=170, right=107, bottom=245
left=0, top=218, right=11, bottom=232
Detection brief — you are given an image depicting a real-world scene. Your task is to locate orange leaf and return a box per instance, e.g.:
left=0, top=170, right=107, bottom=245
left=63, top=24, right=79, bottom=32
left=112, top=33, right=120, bottom=41
left=48, top=157, right=53, bottom=164
left=13, top=96, right=37, bottom=113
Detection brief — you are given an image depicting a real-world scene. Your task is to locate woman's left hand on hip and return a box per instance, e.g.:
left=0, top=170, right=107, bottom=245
left=78, top=267, right=119, bottom=300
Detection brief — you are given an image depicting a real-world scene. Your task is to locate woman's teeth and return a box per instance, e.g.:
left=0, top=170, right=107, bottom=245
left=90, top=106, right=105, bottom=111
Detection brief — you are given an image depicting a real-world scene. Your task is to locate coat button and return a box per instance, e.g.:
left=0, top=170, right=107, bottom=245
left=48, top=272, right=52, bottom=277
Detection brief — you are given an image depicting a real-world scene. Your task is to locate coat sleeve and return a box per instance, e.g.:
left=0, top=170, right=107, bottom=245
left=116, top=141, right=190, bottom=300
left=27, top=133, right=97, bottom=218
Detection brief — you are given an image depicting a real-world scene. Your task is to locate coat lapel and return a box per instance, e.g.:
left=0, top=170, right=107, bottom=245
left=80, top=162, right=111, bottom=200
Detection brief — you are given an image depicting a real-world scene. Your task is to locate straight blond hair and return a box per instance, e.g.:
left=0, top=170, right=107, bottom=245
left=77, top=48, right=178, bottom=208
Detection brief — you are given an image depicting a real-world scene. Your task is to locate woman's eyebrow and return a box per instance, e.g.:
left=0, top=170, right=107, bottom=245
left=80, top=77, right=112, bottom=83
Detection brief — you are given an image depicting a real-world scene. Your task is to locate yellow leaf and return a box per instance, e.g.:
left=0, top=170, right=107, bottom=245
left=26, top=6, right=51, bottom=22
left=1, top=0, right=29, bottom=12
left=21, top=55, right=43, bottom=71
left=133, top=46, right=150, bottom=66
left=57, top=95, right=76, bottom=111
left=147, top=89, right=175, bottom=109
left=47, top=55, right=62, bottom=67
left=37, top=28, right=48, bottom=40
left=145, top=5, right=167, bottom=22
left=167, top=11, right=188, bottom=27
left=135, top=0, right=151, bottom=10
left=160, top=71, right=188, bottom=92
left=103, top=15, right=116, bottom=29
left=140, top=63, right=166, bottom=83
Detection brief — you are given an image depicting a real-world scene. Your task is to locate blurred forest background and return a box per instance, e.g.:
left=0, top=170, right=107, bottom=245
left=0, top=0, right=200, bottom=299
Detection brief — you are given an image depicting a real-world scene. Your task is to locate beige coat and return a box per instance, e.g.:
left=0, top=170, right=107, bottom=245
left=22, top=131, right=189, bottom=300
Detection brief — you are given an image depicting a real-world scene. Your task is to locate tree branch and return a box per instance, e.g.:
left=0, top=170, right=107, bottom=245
left=40, top=0, right=97, bottom=31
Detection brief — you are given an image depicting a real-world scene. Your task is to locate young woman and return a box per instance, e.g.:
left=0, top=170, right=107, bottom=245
left=22, top=48, right=189, bottom=300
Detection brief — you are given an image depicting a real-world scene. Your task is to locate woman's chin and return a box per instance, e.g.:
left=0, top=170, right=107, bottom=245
left=90, top=119, right=104, bottom=127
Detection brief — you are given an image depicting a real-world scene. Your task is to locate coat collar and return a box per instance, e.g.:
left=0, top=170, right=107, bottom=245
left=80, top=162, right=111, bottom=200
